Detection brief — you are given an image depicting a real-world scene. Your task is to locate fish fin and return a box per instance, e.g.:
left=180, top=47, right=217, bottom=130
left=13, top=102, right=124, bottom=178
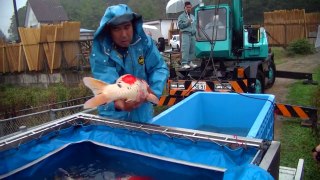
left=83, top=94, right=111, bottom=109
left=146, top=93, right=159, bottom=105
left=146, top=86, right=159, bottom=104
left=83, top=77, right=109, bottom=95
left=125, top=99, right=134, bottom=103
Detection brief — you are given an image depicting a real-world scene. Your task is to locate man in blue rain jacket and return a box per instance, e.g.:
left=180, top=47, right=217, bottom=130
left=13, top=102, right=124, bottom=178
left=89, top=4, right=169, bottom=123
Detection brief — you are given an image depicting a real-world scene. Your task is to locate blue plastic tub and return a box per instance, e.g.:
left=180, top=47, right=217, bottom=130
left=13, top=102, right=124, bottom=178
left=150, top=92, right=275, bottom=140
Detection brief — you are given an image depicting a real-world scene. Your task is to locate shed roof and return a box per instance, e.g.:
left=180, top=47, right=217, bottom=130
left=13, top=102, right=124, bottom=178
left=28, top=0, right=69, bottom=23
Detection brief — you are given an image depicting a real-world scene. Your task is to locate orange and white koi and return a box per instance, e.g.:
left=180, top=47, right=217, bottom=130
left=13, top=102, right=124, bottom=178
left=83, top=74, right=159, bottom=109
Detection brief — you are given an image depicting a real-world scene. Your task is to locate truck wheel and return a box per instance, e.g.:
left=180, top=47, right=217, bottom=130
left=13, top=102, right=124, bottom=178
left=255, top=70, right=265, bottom=93
left=265, top=61, right=276, bottom=89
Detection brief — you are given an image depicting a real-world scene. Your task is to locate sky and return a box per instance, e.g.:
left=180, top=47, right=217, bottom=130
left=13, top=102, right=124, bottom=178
left=0, top=0, right=27, bottom=36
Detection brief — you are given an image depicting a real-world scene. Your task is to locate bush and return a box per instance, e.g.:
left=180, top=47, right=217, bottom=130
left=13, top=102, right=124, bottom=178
left=0, top=83, right=92, bottom=113
left=287, top=39, right=315, bottom=56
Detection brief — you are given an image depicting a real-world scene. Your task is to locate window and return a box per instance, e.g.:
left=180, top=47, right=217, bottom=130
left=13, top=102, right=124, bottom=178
left=197, top=8, right=227, bottom=41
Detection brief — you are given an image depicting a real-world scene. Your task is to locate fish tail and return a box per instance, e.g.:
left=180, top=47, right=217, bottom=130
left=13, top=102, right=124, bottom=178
left=83, top=77, right=109, bottom=95
left=83, top=94, right=110, bottom=109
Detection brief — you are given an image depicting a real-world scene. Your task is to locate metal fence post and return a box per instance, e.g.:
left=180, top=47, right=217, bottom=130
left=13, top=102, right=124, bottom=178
left=0, top=122, right=4, bottom=137
left=50, top=109, right=56, bottom=121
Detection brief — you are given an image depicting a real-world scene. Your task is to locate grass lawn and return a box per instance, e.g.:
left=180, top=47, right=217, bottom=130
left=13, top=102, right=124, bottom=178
left=272, top=47, right=287, bottom=65
left=280, top=67, right=320, bottom=179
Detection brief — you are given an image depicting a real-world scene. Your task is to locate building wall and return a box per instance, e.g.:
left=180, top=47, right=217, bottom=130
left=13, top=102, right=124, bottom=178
left=25, top=5, right=40, bottom=28
left=144, top=19, right=178, bottom=40
left=161, top=19, right=179, bottom=40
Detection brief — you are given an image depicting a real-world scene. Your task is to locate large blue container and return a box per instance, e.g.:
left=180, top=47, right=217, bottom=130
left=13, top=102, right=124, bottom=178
left=0, top=92, right=277, bottom=179
left=0, top=119, right=261, bottom=179
left=151, top=92, right=275, bottom=140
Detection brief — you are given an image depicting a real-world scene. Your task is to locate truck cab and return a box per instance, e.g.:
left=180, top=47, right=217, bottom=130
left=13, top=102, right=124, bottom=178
left=196, top=5, right=230, bottom=58
left=195, top=3, right=269, bottom=60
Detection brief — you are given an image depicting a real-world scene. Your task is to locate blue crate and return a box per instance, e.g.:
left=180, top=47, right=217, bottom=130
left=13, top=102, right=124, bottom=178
left=151, top=92, right=275, bottom=140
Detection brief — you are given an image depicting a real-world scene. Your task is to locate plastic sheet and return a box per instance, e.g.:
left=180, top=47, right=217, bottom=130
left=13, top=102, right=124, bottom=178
left=1, top=124, right=260, bottom=178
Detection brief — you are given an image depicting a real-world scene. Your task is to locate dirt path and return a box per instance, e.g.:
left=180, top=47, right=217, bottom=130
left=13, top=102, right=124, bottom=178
left=265, top=51, right=320, bottom=140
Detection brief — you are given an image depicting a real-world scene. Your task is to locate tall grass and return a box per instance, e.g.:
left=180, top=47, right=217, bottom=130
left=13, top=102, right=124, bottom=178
left=0, top=83, right=92, bottom=113
left=272, top=47, right=287, bottom=65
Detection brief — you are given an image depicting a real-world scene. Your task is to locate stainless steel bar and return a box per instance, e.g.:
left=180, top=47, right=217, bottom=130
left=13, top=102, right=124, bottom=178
left=0, top=113, right=266, bottom=152
left=78, top=114, right=264, bottom=148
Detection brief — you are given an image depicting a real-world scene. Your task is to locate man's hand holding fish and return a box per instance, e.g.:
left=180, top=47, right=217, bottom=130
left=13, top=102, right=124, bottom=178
left=83, top=74, right=159, bottom=111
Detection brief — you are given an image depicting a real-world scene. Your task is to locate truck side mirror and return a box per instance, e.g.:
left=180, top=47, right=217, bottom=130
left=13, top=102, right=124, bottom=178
left=248, top=27, right=260, bottom=44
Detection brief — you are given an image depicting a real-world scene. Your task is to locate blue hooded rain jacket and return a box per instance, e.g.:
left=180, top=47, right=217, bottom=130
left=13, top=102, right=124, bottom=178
left=90, top=4, right=169, bottom=123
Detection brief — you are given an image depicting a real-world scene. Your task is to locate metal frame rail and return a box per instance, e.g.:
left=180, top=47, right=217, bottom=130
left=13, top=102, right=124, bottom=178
left=276, top=70, right=318, bottom=85
left=0, top=113, right=266, bottom=153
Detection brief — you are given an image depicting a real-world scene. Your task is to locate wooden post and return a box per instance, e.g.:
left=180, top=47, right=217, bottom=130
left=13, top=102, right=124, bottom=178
left=303, top=9, right=307, bottom=38
left=284, top=24, right=287, bottom=47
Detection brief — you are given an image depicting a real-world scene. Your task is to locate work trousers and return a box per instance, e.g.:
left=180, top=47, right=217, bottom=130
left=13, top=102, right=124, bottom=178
left=181, top=32, right=195, bottom=65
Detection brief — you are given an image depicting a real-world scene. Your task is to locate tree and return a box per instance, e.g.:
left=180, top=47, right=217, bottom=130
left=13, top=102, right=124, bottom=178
left=0, top=29, right=6, bottom=40
left=8, top=5, right=27, bottom=41
left=243, top=0, right=265, bottom=24
left=128, top=0, right=155, bottom=20
left=61, top=0, right=108, bottom=30
left=128, top=0, right=169, bottom=20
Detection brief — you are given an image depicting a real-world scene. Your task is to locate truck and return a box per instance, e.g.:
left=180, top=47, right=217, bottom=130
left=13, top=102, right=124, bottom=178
left=168, top=0, right=276, bottom=94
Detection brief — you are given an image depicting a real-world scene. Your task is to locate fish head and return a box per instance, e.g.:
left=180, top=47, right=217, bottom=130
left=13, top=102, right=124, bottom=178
left=117, top=74, right=138, bottom=85
left=119, top=74, right=160, bottom=105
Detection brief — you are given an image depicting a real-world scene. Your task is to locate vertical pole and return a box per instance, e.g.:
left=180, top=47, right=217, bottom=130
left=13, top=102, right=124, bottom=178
left=12, top=0, right=21, bottom=42
left=50, top=109, right=56, bottom=121
left=303, top=9, right=307, bottom=39
left=0, top=121, right=4, bottom=137
left=284, top=24, right=287, bottom=48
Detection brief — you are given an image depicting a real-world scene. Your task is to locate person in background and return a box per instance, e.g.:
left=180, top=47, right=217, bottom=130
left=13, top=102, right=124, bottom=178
left=178, top=1, right=197, bottom=69
left=312, top=144, right=320, bottom=163
left=89, top=4, right=169, bottom=123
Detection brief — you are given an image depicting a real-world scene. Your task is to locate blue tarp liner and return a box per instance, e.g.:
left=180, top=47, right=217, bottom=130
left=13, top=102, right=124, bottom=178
left=223, top=164, right=273, bottom=180
left=0, top=124, right=272, bottom=179
left=6, top=141, right=220, bottom=179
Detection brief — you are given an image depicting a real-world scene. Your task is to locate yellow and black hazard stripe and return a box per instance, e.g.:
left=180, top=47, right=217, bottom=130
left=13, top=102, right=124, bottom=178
left=158, top=96, right=318, bottom=126
left=228, top=80, right=248, bottom=93
left=167, top=80, right=248, bottom=96
left=158, top=95, right=184, bottom=106
left=275, top=103, right=317, bottom=120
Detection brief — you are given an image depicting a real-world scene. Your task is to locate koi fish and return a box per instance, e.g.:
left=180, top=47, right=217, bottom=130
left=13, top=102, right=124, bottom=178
left=83, top=74, right=159, bottom=109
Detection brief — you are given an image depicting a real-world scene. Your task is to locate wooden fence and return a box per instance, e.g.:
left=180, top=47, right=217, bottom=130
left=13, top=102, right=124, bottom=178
left=0, top=21, right=83, bottom=74
left=264, top=9, right=320, bottom=46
